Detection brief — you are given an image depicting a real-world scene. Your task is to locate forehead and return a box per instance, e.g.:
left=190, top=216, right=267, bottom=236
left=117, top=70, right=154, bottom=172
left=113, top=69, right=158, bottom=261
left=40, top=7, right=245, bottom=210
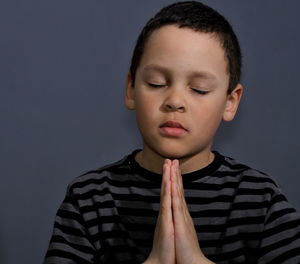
left=139, top=25, right=228, bottom=85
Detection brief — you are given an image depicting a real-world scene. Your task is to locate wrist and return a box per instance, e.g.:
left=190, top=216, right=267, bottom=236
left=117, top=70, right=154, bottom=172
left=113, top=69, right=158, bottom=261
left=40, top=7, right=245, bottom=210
left=193, top=254, right=215, bottom=264
left=196, top=258, right=215, bottom=264
left=142, top=259, right=156, bottom=264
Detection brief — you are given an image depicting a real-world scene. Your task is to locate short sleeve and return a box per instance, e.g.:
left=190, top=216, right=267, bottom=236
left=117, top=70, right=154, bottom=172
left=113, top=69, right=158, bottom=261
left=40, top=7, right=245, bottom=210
left=258, top=187, right=300, bottom=263
left=43, top=184, right=97, bottom=264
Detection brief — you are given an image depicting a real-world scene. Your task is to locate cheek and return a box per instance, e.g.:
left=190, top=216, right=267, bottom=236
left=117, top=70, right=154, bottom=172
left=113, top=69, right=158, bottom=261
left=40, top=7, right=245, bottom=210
left=191, top=97, right=226, bottom=125
left=135, top=93, right=158, bottom=124
left=136, top=93, right=152, bottom=112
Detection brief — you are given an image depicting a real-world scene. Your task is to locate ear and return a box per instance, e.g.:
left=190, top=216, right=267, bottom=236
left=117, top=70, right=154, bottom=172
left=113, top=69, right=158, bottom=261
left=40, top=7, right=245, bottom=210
left=125, top=72, right=136, bottom=110
left=222, top=83, right=243, bottom=122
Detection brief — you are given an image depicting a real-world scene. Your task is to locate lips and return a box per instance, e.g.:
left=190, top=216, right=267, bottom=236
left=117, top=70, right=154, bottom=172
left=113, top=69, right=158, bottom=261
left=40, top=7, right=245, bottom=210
left=159, top=120, right=187, bottom=130
left=159, top=120, right=188, bottom=137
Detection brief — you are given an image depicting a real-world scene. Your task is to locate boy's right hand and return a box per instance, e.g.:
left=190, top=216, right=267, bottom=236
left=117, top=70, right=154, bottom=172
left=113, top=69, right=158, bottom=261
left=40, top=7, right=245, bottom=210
left=143, top=159, right=176, bottom=264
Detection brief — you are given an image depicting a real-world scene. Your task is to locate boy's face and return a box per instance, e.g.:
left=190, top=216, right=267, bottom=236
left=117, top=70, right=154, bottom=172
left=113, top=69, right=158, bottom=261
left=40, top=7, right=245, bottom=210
left=126, top=25, right=242, bottom=161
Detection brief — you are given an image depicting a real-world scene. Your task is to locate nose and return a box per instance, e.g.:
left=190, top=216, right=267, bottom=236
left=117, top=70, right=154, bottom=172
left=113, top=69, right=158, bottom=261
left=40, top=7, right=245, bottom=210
left=162, top=88, right=186, bottom=113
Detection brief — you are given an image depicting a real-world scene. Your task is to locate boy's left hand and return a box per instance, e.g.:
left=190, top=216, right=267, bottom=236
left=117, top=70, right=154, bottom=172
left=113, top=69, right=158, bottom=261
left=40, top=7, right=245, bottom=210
left=170, top=160, right=214, bottom=264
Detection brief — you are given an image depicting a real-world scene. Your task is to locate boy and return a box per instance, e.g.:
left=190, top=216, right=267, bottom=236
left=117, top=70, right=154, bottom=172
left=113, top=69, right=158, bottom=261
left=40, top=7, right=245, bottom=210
left=44, top=1, right=300, bottom=263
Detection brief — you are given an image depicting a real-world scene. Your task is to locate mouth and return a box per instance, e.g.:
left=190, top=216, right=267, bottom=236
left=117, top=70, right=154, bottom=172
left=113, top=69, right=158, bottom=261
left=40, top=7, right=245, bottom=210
left=160, top=120, right=187, bottom=130
left=159, top=120, right=188, bottom=137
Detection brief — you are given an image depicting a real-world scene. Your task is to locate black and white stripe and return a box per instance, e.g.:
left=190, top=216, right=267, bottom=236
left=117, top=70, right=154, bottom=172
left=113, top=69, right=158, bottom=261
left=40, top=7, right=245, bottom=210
left=44, top=150, right=300, bottom=263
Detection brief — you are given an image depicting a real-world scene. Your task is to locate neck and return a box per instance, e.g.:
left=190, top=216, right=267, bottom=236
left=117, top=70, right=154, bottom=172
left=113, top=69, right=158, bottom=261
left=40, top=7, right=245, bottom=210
left=135, top=146, right=214, bottom=174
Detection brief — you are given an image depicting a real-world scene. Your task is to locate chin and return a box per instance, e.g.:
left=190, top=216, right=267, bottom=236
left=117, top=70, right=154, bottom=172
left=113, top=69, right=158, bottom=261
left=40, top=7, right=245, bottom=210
left=151, top=142, right=210, bottom=161
left=154, top=145, right=189, bottom=160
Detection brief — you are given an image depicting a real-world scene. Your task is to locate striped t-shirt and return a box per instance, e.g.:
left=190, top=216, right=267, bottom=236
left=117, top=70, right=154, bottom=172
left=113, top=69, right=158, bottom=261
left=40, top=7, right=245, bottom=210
left=44, top=150, right=300, bottom=263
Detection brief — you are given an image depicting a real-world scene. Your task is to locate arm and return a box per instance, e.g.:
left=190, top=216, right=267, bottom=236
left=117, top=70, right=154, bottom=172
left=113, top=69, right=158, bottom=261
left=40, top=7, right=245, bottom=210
left=144, top=159, right=214, bottom=264
left=143, top=159, right=176, bottom=264
left=43, top=185, right=97, bottom=264
left=258, top=188, right=300, bottom=263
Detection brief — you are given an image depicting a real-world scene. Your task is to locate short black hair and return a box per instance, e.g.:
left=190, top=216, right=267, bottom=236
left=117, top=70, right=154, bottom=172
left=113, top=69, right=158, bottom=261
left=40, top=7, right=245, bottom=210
left=129, top=1, right=242, bottom=93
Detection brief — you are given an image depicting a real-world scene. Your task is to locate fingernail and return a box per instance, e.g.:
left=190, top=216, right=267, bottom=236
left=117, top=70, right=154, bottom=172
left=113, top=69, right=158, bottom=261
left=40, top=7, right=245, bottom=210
left=173, top=164, right=177, bottom=173
left=174, top=159, right=178, bottom=168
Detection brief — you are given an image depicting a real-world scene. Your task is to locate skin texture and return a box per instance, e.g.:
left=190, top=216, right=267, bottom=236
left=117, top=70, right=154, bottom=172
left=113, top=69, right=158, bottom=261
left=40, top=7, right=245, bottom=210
left=125, top=25, right=243, bottom=263
left=125, top=25, right=242, bottom=175
left=144, top=159, right=215, bottom=264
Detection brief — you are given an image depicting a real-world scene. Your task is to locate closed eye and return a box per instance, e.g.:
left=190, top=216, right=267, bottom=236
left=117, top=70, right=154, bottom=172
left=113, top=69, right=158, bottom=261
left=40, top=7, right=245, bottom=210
left=147, top=83, right=167, bottom=88
left=191, top=88, right=209, bottom=95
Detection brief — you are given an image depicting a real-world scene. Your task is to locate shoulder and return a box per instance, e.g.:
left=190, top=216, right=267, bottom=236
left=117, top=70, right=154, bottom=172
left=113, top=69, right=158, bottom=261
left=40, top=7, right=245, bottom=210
left=217, top=152, right=300, bottom=224
left=218, top=152, right=280, bottom=191
left=66, top=151, right=135, bottom=196
left=212, top=152, right=289, bottom=210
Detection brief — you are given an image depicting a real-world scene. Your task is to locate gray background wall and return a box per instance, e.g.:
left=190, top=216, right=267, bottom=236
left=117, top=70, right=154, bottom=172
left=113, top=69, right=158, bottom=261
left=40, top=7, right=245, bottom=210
left=0, top=0, right=299, bottom=263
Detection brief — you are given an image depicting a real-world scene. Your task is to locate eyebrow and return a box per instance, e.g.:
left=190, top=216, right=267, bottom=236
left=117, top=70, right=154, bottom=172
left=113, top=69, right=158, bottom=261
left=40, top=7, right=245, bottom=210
left=142, top=64, right=217, bottom=81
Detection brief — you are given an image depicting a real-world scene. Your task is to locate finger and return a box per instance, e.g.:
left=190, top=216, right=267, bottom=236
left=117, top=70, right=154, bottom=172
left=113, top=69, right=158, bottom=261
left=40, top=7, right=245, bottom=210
left=147, top=159, right=175, bottom=264
left=160, top=159, right=170, bottom=197
left=175, top=160, right=184, bottom=192
left=175, top=160, right=187, bottom=209
left=172, top=161, right=193, bottom=227
left=172, top=160, right=185, bottom=203
left=171, top=161, right=184, bottom=225
left=160, top=159, right=172, bottom=221
left=175, top=161, right=192, bottom=222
